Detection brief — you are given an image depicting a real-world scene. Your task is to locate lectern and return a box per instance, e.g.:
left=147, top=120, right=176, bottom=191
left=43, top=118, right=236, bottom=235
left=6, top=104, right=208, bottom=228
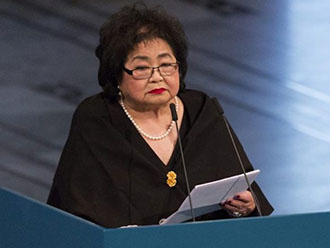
left=1, top=188, right=329, bottom=248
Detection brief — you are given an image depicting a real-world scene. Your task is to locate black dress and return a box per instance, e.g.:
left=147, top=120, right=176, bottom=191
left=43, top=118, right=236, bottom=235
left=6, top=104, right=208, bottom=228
left=47, top=89, right=273, bottom=228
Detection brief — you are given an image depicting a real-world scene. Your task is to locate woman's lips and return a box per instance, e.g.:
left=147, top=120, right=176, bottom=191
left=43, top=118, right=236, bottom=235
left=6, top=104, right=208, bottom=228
left=148, top=88, right=166, bottom=94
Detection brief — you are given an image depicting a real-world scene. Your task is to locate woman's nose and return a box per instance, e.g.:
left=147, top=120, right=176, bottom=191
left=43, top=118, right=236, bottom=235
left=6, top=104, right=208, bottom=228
left=149, top=67, right=164, bottom=81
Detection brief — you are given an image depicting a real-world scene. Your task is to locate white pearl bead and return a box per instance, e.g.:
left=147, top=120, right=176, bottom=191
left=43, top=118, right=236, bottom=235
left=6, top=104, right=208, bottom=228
left=119, top=97, right=179, bottom=140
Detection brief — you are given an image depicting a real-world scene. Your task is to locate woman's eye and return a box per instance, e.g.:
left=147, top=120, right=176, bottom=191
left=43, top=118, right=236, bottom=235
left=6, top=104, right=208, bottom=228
left=160, top=63, right=173, bottom=68
left=135, top=66, right=149, bottom=71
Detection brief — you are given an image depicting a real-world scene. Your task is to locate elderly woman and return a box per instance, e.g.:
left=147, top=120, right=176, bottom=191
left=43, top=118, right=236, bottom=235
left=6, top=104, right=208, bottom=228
left=47, top=4, right=273, bottom=228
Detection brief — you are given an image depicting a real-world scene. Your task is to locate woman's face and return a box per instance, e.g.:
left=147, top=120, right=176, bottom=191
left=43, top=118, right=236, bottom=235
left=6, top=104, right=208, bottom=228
left=119, top=38, right=180, bottom=110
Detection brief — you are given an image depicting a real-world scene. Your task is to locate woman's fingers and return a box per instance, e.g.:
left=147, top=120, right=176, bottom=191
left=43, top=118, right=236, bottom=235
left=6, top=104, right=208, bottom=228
left=234, top=191, right=253, bottom=203
left=222, top=199, right=246, bottom=211
left=220, top=191, right=255, bottom=217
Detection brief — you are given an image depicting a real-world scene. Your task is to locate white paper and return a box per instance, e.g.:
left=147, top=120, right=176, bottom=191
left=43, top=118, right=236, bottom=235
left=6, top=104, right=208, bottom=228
left=160, top=170, right=260, bottom=225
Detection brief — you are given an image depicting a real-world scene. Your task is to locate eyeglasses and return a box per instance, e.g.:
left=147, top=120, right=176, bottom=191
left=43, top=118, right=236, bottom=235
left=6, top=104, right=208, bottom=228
left=123, top=63, right=179, bottom=79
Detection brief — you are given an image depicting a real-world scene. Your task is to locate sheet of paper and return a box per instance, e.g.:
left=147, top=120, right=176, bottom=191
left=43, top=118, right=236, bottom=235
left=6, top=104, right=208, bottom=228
left=160, top=170, right=260, bottom=225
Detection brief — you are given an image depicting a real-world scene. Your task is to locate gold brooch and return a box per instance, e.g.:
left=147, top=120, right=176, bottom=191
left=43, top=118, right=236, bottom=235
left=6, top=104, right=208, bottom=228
left=167, top=171, right=177, bottom=187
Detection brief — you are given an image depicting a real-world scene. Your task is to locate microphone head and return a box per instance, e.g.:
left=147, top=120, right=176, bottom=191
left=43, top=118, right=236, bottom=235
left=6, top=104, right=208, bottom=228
left=169, top=103, right=178, bottom=121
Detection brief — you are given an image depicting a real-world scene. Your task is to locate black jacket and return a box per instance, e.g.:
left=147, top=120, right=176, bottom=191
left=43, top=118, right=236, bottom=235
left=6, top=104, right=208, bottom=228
left=47, top=89, right=273, bottom=228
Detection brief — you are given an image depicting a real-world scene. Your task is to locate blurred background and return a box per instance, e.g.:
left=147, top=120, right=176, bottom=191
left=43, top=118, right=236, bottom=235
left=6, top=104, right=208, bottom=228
left=1, top=0, right=330, bottom=216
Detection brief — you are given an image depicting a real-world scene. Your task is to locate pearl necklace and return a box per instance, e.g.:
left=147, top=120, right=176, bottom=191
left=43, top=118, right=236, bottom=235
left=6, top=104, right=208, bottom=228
left=119, top=96, right=179, bottom=140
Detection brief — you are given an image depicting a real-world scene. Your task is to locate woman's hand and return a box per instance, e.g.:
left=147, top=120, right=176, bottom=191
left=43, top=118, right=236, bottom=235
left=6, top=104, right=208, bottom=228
left=220, top=191, right=255, bottom=217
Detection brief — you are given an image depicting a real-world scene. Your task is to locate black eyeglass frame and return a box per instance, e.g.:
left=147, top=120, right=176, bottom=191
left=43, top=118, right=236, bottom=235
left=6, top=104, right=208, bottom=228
left=123, top=62, right=179, bottom=79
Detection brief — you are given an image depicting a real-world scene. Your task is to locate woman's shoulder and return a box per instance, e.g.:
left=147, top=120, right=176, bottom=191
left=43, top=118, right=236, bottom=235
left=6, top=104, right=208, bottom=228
left=179, top=88, right=210, bottom=100
left=179, top=89, right=216, bottom=123
left=179, top=89, right=212, bottom=111
left=73, top=92, right=109, bottom=121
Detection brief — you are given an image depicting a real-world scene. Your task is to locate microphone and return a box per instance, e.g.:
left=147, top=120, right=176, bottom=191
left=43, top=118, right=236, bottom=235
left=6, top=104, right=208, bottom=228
left=170, top=103, right=195, bottom=222
left=211, top=98, right=263, bottom=216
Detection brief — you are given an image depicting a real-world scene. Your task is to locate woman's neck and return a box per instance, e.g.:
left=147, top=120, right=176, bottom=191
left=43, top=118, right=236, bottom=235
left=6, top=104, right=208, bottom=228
left=122, top=98, right=176, bottom=121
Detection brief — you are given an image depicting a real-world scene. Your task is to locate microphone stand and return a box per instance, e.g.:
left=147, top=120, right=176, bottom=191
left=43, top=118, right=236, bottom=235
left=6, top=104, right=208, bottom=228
left=212, top=98, right=263, bottom=216
left=170, top=103, right=196, bottom=222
